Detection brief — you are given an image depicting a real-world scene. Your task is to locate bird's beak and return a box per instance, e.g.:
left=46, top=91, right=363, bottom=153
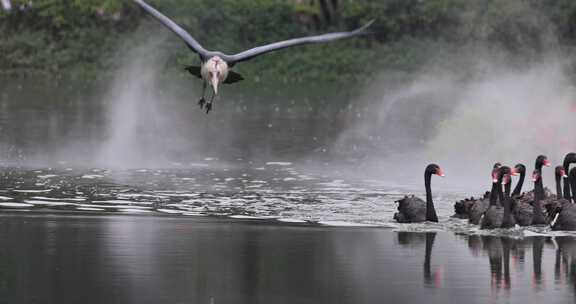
left=211, top=76, right=219, bottom=95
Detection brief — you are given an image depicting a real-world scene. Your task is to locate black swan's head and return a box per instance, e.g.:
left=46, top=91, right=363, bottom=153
left=513, top=164, right=525, bottom=176
left=555, top=166, right=568, bottom=179
left=491, top=163, right=502, bottom=183
left=563, top=152, right=576, bottom=171
left=426, top=164, right=445, bottom=177
left=498, top=166, right=512, bottom=185
left=535, top=155, right=550, bottom=170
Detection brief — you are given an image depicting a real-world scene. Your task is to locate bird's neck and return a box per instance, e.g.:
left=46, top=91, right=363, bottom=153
left=489, top=182, right=498, bottom=205
left=512, top=172, right=524, bottom=197
left=556, top=174, right=563, bottom=199
left=571, top=171, right=576, bottom=203
left=534, top=172, right=544, bottom=201
left=502, top=197, right=515, bottom=228
left=425, top=172, right=438, bottom=222
left=563, top=161, right=573, bottom=200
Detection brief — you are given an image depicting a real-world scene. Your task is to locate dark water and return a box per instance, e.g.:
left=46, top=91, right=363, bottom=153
left=0, top=77, right=574, bottom=303
left=1, top=213, right=576, bottom=304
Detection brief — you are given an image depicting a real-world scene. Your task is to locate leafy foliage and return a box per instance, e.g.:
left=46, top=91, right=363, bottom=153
left=1, top=0, right=576, bottom=89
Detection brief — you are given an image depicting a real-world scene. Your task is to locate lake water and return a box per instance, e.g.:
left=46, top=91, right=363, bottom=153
left=1, top=213, right=576, bottom=304
left=0, top=74, right=573, bottom=304
left=0, top=165, right=575, bottom=303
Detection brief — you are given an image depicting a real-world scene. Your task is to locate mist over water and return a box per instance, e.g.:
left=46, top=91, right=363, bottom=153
left=98, top=37, right=187, bottom=168
left=334, top=53, right=576, bottom=193
left=0, top=11, right=575, bottom=198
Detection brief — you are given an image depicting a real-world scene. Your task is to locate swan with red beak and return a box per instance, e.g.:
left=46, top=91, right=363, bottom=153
left=134, top=0, right=374, bottom=113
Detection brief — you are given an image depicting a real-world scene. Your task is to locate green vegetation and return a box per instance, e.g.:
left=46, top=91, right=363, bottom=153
left=1, top=0, right=576, bottom=90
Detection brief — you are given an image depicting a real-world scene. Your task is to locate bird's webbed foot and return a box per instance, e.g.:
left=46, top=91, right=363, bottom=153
left=198, top=97, right=206, bottom=109
left=205, top=103, right=212, bottom=114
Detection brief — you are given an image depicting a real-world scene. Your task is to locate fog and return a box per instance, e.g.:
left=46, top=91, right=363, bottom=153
left=333, top=53, right=576, bottom=192
left=96, top=37, right=203, bottom=168
left=1, top=10, right=575, bottom=195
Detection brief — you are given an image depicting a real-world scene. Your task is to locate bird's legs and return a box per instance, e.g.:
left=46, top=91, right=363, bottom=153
left=206, top=90, right=215, bottom=113
left=198, top=82, right=207, bottom=109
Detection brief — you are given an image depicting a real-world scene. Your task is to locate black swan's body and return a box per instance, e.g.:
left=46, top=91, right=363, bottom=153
left=480, top=166, right=515, bottom=229
left=454, top=163, right=501, bottom=220
left=466, top=164, right=502, bottom=225
left=479, top=166, right=516, bottom=229
left=394, top=164, right=444, bottom=223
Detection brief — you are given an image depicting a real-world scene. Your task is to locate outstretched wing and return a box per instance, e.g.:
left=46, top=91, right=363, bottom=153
left=134, top=0, right=210, bottom=59
left=226, top=20, right=374, bottom=64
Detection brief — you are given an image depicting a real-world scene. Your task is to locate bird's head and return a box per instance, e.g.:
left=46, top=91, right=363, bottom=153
left=206, top=56, right=228, bottom=94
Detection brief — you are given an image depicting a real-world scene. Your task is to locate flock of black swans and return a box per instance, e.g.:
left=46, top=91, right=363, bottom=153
left=394, top=152, right=576, bottom=231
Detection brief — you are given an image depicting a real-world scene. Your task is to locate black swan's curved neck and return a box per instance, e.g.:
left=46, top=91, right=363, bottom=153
left=425, top=171, right=438, bottom=222
left=535, top=170, right=545, bottom=202
left=571, top=169, right=576, bottom=204
left=556, top=172, right=563, bottom=199
left=563, top=174, right=571, bottom=201
left=563, top=154, right=576, bottom=200
left=512, top=171, right=525, bottom=197
left=497, top=181, right=505, bottom=206
left=489, top=181, right=499, bottom=206
left=501, top=175, right=514, bottom=227
left=532, top=171, right=547, bottom=224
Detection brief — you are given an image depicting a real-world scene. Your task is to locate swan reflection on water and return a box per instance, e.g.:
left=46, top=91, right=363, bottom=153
left=398, top=232, right=576, bottom=296
left=397, top=232, right=442, bottom=289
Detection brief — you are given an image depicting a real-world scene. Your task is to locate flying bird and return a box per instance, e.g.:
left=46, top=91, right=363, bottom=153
left=134, top=0, right=374, bottom=113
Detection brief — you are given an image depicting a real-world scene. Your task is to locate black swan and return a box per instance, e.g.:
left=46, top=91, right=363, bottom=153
left=562, top=152, right=576, bottom=201
left=511, top=164, right=526, bottom=197
left=544, top=166, right=569, bottom=219
left=465, top=163, right=502, bottom=224
left=454, top=163, right=501, bottom=219
left=551, top=167, right=576, bottom=231
left=394, top=164, right=444, bottom=223
left=513, top=155, right=551, bottom=226
left=480, top=166, right=516, bottom=229
left=555, top=166, right=568, bottom=199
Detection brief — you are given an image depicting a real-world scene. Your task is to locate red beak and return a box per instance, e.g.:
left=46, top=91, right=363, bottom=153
left=510, top=168, right=519, bottom=176
left=436, top=168, right=445, bottom=177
